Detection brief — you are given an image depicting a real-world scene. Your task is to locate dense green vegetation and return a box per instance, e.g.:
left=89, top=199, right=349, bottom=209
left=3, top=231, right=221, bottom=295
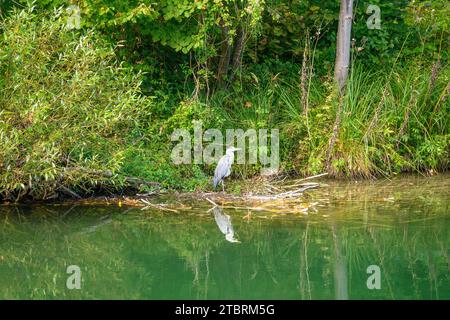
left=0, top=1, right=448, bottom=200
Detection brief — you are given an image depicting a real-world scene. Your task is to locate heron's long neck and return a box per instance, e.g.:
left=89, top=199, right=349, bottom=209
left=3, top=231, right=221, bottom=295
left=227, top=150, right=235, bottom=163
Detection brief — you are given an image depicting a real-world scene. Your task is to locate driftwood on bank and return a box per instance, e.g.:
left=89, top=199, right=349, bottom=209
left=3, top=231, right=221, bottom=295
left=60, top=173, right=327, bottom=216
left=138, top=173, right=327, bottom=215
left=175, top=182, right=320, bottom=202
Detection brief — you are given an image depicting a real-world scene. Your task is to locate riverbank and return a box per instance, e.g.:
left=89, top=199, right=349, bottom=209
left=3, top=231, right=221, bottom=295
left=1, top=7, right=448, bottom=203
left=3, top=173, right=448, bottom=216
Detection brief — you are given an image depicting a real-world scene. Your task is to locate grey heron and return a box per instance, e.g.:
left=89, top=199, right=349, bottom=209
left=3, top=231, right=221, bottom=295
left=212, top=206, right=240, bottom=243
left=213, top=147, right=241, bottom=191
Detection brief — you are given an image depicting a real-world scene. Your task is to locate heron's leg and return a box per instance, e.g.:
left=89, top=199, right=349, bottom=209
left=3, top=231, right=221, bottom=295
left=222, top=180, right=225, bottom=192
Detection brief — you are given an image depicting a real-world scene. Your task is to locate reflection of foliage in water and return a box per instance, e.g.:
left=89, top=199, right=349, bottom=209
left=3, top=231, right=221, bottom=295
left=0, top=175, right=449, bottom=299
left=0, top=206, right=155, bottom=299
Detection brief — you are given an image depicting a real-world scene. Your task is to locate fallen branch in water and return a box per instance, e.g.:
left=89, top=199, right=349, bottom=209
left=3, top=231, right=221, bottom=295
left=58, top=185, right=81, bottom=199
left=76, top=217, right=113, bottom=236
left=58, top=175, right=324, bottom=216
left=206, top=198, right=219, bottom=207
left=140, top=199, right=180, bottom=213
left=270, top=183, right=319, bottom=199
left=273, top=173, right=328, bottom=188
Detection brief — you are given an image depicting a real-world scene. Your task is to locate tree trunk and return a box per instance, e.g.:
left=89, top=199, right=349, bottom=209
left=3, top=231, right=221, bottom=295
left=216, top=25, right=232, bottom=86
left=229, top=27, right=246, bottom=83
left=334, top=0, right=354, bottom=93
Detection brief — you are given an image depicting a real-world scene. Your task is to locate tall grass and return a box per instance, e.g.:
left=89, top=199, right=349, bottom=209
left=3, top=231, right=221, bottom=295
left=199, top=59, right=448, bottom=179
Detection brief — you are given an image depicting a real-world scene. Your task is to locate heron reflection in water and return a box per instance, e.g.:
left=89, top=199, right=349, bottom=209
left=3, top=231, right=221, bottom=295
left=211, top=206, right=240, bottom=243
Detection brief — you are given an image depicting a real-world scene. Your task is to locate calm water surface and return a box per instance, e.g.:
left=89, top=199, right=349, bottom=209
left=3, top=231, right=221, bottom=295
left=0, top=174, right=449, bottom=299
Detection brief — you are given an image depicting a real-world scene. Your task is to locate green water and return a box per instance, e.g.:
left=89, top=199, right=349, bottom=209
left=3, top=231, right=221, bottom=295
left=0, top=174, right=449, bottom=299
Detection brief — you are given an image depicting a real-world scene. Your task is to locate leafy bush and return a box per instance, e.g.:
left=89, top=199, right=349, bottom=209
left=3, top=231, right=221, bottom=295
left=0, top=7, right=153, bottom=200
